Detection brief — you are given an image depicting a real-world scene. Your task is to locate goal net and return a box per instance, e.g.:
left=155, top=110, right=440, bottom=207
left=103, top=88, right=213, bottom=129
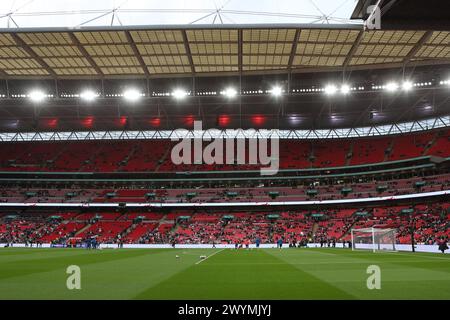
left=351, top=228, right=397, bottom=252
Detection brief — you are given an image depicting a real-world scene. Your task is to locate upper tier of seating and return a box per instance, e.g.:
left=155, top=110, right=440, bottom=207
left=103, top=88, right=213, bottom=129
left=0, top=129, right=448, bottom=172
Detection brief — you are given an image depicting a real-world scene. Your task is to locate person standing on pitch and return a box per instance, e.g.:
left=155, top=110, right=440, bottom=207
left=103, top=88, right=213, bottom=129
left=438, top=237, right=448, bottom=253
left=277, top=237, right=283, bottom=249
left=255, top=237, right=261, bottom=248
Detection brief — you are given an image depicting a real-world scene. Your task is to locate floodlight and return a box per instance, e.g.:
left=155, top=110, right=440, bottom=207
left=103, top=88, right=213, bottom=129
left=340, top=84, right=351, bottom=94
left=80, top=90, right=99, bottom=101
left=123, top=89, right=142, bottom=101
left=270, top=86, right=283, bottom=97
left=172, top=89, right=188, bottom=99
left=324, top=85, right=337, bottom=95
left=28, top=90, right=46, bottom=103
left=402, top=81, right=413, bottom=91
left=385, top=82, right=399, bottom=92
left=221, top=87, right=238, bottom=98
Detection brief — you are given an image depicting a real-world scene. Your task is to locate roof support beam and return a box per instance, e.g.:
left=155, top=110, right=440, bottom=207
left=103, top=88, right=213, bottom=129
left=380, top=0, right=399, bottom=17
left=403, top=30, right=433, bottom=66
left=125, top=30, right=150, bottom=77
left=69, top=33, right=104, bottom=77
left=0, top=57, right=448, bottom=81
left=343, top=28, right=364, bottom=72
left=0, top=69, right=8, bottom=79
left=393, top=90, right=432, bottom=123
left=10, top=33, right=57, bottom=78
left=288, top=29, right=301, bottom=70
left=238, top=29, right=243, bottom=73
left=181, top=30, right=195, bottom=75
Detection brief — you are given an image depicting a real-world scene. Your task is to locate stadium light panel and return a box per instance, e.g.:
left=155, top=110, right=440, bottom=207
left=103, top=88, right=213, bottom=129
left=270, top=86, right=283, bottom=97
left=80, top=90, right=99, bottom=101
left=28, top=90, right=46, bottom=103
left=402, top=81, right=413, bottom=91
left=324, top=85, right=337, bottom=95
left=217, top=114, right=230, bottom=127
left=172, top=89, right=188, bottom=100
left=221, top=87, right=238, bottom=98
left=288, top=115, right=301, bottom=124
left=123, top=89, right=142, bottom=101
left=252, top=115, right=265, bottom=126
left=340, top=84, right=351, bottom=94
left=385, top=82, right=399, bottom=92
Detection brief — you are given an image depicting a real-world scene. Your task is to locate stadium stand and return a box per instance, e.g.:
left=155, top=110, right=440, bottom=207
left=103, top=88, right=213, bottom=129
left=1, top=201, right=449, bottom=246
left=1, top=173, right=449, bottom=204
left=1, top=130, right=449, bottom=172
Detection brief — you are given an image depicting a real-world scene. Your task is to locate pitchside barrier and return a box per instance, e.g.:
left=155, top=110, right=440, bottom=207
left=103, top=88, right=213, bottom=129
left=1, top=243, right=448, bottom=253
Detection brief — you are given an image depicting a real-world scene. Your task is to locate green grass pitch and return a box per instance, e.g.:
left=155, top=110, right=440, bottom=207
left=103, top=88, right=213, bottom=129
left=0, top=247, right=449, bottom=300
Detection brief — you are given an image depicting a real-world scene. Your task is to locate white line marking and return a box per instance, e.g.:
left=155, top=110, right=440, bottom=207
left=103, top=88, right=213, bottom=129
left=195, top=248, right=225, bottom=265
left=197, top=260, right=448, bottom=266
left=384, top=251, right=450, bottom=260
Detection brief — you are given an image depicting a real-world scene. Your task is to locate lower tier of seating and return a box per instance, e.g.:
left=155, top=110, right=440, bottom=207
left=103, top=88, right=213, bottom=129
left=1, top=201, right=448, bottom=246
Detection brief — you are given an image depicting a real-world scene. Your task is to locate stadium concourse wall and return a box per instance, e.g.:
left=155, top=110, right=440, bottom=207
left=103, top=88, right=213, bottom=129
left=0, top=190, right=449, bottom=207
left=0, top=243, right=448, bottom=254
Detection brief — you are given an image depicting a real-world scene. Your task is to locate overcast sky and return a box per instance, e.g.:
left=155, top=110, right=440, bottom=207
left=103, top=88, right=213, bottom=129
left=0, top=0, right=361, bottom=28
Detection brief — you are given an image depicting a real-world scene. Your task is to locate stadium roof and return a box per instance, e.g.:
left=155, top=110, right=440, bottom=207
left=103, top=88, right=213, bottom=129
left=0, top=0, right=447, bottom=133
left=0, top=24, right=448, bottom=79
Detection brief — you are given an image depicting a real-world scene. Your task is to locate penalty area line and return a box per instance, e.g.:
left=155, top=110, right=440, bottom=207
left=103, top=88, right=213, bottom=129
left=195, top=248, right=226, bottom=265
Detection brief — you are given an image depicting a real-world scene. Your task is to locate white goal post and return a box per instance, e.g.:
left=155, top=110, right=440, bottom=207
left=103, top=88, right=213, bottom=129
left=351, top=227, right=397, bottom=252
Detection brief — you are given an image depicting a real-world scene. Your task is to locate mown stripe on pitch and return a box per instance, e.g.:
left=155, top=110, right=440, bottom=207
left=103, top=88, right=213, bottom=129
left=134, top=249, right=355, bottom=299
left=268, top=249, right=450, bottom=299
left=0, top=249, right=170, bottom=281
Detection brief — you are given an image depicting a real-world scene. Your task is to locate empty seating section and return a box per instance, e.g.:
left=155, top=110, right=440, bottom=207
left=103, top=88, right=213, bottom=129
left=82, top=141, right=133, bottom=172
left=0, top=130, right=449, bottom=172
left=122, top=223, right=158, bottom=243
left=0, top=142, right=64, bottom=171
left=311, top=140, right=350, bottom=167
left=279, top=141, right=310, bottom=168
left=53, top=142, right=97, bottom=171
left=427, top=130, right=450, bottom=158
left=350, top=137, right=391, bottom=165
left=163, top=213, right=184, bottom=220
left=389, top=132, right=433, bottom=161
left=118, top=213, right=163, bottom=220
left=121, top=140, right=168, bottom=172
left=97, top=212, right=122, bottom=220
